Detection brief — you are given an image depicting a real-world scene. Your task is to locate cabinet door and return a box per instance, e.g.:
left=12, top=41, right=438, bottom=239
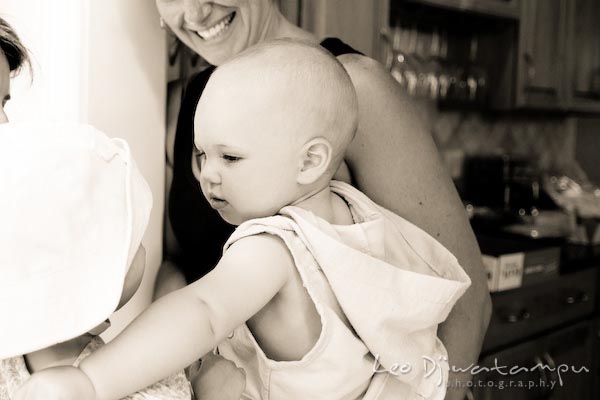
left=565, top=0, right=600, bottom=112
left=474, top=339, right=557, bottom=400
left=402, top=0, right=521, bottom=19
left=473, top=320, right=594, bottom=400
left=593, top=317, right=600, bottom=400
left=516, top=0, right=568, bottom=109
left=544, top=321, right=594, bottom=399
left=298, top=0, right=386, bottom=59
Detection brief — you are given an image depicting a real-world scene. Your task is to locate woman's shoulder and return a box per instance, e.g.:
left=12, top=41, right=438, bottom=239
left=337, top=53, right=390, bottom=86
left=337, top=52, right=418, bottom=113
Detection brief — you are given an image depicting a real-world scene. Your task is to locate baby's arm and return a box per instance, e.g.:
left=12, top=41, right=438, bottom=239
left=16, top=234, right=293, bottom=400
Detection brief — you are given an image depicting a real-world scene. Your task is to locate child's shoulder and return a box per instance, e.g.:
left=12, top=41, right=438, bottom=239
left=224, top=232, right=294, bottom=268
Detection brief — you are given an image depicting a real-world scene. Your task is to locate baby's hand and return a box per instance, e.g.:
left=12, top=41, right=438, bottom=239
left=188, top=353, right=246, bottom=400
left=14, top=365, right=96, bottom=400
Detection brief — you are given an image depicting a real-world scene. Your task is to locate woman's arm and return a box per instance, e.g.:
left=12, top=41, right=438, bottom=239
left=153, top=80, right=188, bottom=301
left=339, top=54, right=492, bottom=399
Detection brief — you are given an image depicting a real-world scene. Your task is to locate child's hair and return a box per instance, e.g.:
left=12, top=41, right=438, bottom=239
left=211, top=38, right=359, bottom=175
left=0, top=17, right=30, bottom=75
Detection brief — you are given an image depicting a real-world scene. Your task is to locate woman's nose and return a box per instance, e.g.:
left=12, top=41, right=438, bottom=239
left=183, top=0, right=213, bottom=26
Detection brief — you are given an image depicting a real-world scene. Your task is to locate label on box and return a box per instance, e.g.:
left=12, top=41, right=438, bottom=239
left=482, top=252, right=524, bottom=292
left=497, top=252, right=524, bottom=291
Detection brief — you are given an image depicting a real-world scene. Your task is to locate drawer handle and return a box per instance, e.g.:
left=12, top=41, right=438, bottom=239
left=564, top=291, right=590, bottom=305
left=533, top=354, right=549, bottom=387
left=523, top=52, right=536, bottom=85
left=503, top=309, right=531, bottom=323
left=542, top=352, right=558, bottom=393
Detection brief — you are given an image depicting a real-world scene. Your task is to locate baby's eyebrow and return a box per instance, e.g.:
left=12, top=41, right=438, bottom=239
left=216, top=144, right=243, bottom=152
left=2, top=94, right=10, bottom=105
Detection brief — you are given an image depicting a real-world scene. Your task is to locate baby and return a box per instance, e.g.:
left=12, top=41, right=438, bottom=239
left=16, top=41, right=471, bottom=400
left=0, top=122, right=190, bottom=400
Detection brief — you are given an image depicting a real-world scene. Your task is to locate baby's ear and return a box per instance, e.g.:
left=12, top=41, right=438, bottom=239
left=297, top=138, right=332, bottom=185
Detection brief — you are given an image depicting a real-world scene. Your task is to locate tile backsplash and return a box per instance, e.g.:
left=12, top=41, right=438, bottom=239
left=429, top=109, right=578, bottom=181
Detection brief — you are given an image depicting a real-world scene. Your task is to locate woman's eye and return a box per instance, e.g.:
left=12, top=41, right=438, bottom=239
left=222, top=154, right=241, bottom=162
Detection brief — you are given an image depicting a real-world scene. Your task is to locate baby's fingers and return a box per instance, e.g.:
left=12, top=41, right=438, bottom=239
left=14, top=366, right=96, bottom=400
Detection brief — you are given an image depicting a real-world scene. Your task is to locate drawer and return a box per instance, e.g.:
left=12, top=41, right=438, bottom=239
left=473, top=319, right=595, bottom=400
left=482, top=267, right=597, bottom=353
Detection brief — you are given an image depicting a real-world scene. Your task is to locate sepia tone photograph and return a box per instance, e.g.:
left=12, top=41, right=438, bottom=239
left=1, top=1, right=600, bottom=399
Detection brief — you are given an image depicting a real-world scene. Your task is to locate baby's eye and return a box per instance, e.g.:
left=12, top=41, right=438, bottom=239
left=222, top=154, right=241, bottom=162
left=193, top=149, right=206, bottom=167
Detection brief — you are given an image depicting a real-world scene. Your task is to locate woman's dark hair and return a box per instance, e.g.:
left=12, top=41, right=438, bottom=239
left=0, top=17, right=30, bottom=75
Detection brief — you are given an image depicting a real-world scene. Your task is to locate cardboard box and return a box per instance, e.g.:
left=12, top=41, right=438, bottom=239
left=483, top=253, right=523, bottom=292
left=477, top=235, right=561, bottom=292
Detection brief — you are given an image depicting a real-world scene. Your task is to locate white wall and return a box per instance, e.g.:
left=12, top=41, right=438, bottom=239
left=3, top=0, right=167, bottom=339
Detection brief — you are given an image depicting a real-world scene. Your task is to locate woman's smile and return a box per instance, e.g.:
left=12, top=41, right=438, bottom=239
left=194, top=12, right=236, bottom=41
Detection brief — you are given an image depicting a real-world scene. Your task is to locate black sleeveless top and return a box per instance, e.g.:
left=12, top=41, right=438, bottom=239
left=169, top=38, right=361, bottom=283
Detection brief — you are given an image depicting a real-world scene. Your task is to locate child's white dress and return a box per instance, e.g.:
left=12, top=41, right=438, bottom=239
left=217, top=181, right=471, bottom=400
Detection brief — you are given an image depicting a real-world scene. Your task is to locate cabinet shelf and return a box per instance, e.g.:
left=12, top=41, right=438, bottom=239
left=402, top=0, right=521, bottom=20
left=292, top=0, right=600, bottom=113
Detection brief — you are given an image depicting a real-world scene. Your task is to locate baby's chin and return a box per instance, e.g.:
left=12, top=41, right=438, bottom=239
left=218, top=209, right=258, bottom=226
left=217, top=210, right=241, bottom=226
left=218, top=209, right=279, bottom=226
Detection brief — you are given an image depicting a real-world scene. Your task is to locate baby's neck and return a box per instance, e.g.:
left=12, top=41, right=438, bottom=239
left=24, top=334, right=93, bottom=373
left=292, top=184, right=353, bottom=225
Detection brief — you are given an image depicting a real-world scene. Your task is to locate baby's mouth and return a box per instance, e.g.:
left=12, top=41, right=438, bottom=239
left=208, top=196, right=228, bottom=210
left=195, top=12, right=235, bottom=41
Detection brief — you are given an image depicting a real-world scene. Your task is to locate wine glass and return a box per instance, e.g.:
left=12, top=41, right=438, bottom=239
left=463, top=34, right=488, bottom=104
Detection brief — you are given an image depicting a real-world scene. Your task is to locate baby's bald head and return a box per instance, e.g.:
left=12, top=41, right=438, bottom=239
left=201, top=39, right=358, bottom=175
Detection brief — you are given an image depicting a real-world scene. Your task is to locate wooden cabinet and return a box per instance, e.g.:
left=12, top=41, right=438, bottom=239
left=515, top=0, right=568, bottom=109
left=473, top=320, right=595, bottom=400
left=482, top=267, right=597, bottom=352
left=291, top=0, right=600, bottom=113
left=565, top=0, right=600, bottom=112
left=475, top=0, right=600, bottom=112
left=593, top=317, right=600, bottom=399
left=294, top=0, right=387, bottom=59
left=514, top=0, right=600, bottom=112
left=474, top=264, right=599, bottom=399
left=402, top=0, right=521, bottom=19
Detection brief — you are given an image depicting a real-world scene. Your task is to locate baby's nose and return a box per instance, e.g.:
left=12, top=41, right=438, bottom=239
left=200, top=160, right=221, bottom=186
left=183, top=0, right=213, bottom=26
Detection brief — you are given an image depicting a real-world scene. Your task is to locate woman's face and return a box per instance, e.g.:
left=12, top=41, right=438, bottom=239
left=0, top=50, right=10, bottom=123
left=155, top=0, right=276, bottom=66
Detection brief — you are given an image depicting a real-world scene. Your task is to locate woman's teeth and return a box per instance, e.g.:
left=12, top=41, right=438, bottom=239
left=197, top=13, right=234, bottom=41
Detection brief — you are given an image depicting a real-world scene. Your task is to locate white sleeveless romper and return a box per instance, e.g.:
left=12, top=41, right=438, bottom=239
left=217, top=181, right=471, bottom=400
